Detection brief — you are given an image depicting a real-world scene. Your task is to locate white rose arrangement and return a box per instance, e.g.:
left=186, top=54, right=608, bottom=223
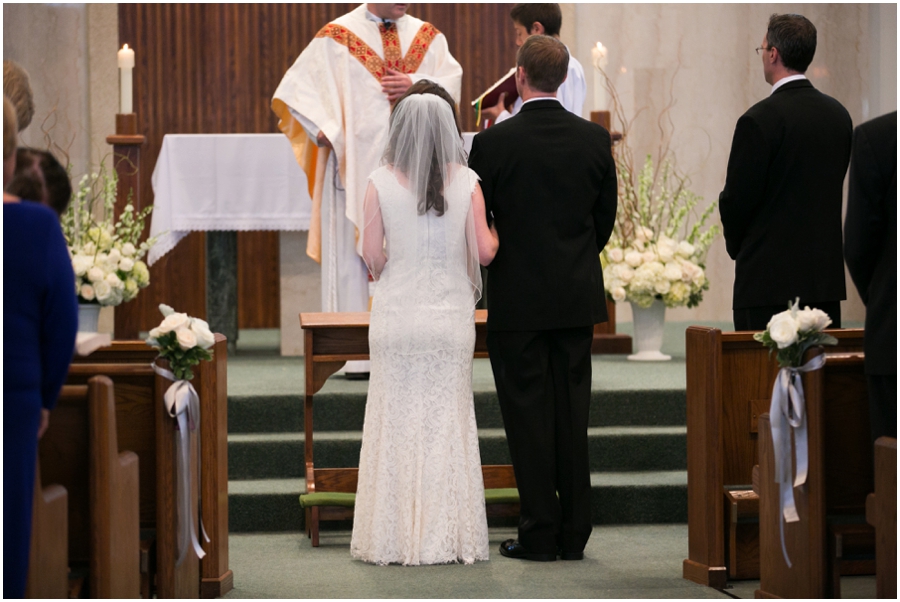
left=601, top=155, right=720, bottom=309
left=61, top=165, right=158, bottom=306
left=146, top=304, right=215, bottom=381
left=753, top=299, right=837, bottom=367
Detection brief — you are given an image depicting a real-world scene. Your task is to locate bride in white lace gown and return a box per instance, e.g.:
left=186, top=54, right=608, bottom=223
left=350, top=82, right=498, bottom=566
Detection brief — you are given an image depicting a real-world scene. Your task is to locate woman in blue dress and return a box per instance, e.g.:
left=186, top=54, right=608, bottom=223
left=3, top=96, right=78, bottom=597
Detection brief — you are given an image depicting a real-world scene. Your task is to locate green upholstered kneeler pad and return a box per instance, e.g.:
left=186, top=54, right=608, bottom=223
left=299, top=488, right=520, bottom=508
left=299, top=492, right=357, bottom=508
left=484, top=488, right=520, bottom=504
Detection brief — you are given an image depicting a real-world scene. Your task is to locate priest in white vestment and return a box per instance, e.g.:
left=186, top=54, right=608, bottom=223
left=272, top=3, right=462, bottom=374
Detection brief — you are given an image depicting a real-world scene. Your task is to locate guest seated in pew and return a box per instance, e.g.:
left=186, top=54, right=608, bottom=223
left=3, top=95, right=78, bottom=598
left=7, top=147, right=72, bottom=218
left=844, top=110, right=897, bottom=442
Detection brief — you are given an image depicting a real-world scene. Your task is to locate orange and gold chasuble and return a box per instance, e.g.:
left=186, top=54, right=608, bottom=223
left=272, top=23, right=440, bottom=263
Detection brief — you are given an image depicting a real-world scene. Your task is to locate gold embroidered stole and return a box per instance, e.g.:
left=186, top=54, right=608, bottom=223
left=314, top=22, right=440, bottom=81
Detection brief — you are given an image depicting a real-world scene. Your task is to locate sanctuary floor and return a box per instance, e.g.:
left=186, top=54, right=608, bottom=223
left=223, top=525, right=876, bottom=599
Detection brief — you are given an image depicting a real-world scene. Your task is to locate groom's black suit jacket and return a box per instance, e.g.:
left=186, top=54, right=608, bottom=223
left=468, top=99, right=618, bottom=331
left=719, top=79, right=852, bottom=310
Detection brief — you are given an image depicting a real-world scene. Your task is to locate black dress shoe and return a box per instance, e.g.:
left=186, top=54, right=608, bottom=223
left=344, top=372, right=370, bottom=381
left=558, top=549, right=584, bottom=561
left=499, top=539, right=556, bottom=562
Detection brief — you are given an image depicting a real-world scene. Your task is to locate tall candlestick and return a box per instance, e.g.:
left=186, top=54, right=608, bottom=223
left=591, top=42, right=608, bottom=112
left=118, top=44, right=135, bottom=114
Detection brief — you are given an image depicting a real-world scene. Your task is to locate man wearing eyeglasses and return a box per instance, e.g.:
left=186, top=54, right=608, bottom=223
left=719, top=13, right=852, bottom=331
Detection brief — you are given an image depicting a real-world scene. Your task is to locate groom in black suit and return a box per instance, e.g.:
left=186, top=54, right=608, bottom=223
left=468, top=35, right=618, bottom=562
left=719, top=13, right=852, bottom=330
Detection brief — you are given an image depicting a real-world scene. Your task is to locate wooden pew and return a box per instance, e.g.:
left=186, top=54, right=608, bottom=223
left=867, top=437, right=897, bottom=599
left=683, top=327, right=863, bottom=587
left=25, top=463, right=68, bottom=598
left=299, top=311, right=519, bottom=546
left=38, top=376, right=140, bottom=598
left=756, top=350, right=872, bottom=598
left=66, top=334, right=232, bottom=598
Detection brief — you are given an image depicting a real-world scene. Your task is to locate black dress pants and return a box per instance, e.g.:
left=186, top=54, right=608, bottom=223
left=868, top=373, right=897, bottom=442
left=487, top=326, right=594, bottom=554
left=733, top=300, right=842, bottom=331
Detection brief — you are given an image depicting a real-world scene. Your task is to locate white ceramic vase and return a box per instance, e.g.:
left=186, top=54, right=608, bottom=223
left=78, top=303, right=101, bottom=333
left=628, top=300, right=671, bottom=361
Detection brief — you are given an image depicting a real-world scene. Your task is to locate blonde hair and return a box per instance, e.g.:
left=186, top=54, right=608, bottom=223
left=4, top=96, right=18, bottom=161
left=3, top=60, right=34, bottom=131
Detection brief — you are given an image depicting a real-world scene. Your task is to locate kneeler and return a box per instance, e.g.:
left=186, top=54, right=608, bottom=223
left=300, top=465, right=519, bottom=547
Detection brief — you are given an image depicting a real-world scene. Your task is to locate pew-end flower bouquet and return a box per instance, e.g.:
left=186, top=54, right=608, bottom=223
left=753, top=299, right=838, bottom=368
left=146, top=304, right=215, bottom=381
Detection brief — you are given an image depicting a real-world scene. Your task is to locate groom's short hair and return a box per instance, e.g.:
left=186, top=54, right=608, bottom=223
left=516, top=35, right=568, bottom=94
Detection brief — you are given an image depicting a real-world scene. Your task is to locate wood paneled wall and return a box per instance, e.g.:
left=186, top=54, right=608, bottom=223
left=118, top=3, right=516, bottom=330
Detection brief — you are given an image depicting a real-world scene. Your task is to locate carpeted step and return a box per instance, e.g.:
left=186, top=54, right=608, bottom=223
left=227, top=426, right=686, bottom=479
left=227, top=388, right=686, bottom=434
left=227, top=470, right=687, bottom=533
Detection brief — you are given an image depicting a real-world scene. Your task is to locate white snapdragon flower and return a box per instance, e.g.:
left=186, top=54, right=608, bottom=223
left=767, top=311, right=799, bottom=348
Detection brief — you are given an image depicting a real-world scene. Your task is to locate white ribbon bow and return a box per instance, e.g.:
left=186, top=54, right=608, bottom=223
left=768, top=353, right=825, bottom=567
left=153, top=364, right=210, bottom=565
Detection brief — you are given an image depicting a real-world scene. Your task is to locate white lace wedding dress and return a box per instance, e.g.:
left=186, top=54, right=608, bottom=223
left=349, top=165, right=489, bottom=566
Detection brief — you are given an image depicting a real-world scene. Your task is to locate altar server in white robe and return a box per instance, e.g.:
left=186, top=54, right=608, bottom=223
left=272, top=3, right=462, bottom=375
left=482, top=3, right=585, bottom=124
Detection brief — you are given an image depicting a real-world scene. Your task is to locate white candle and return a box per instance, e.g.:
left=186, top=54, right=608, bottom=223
left=118, top=44, right=135, bottom=114
left=591, top=42, right=609, bottom=112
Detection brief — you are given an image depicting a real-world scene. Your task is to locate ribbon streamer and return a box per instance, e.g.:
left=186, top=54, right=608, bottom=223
left=153, top=364, right=210, bottom=565
left=768, top=353, right=826, bottom=568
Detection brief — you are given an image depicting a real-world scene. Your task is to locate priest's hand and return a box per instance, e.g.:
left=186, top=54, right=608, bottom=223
left=481, top=93, right=507, bottom=122
left=382, top=68, right=413, bottom=101
left=316, top=131, right=333, bottom=150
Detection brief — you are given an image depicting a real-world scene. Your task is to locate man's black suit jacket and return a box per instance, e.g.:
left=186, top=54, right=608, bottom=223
left=468, top=99, right=618, bottom=331
left=844, top=111, right=897, bottom=375
left=719, top=79, right=852, bottom=309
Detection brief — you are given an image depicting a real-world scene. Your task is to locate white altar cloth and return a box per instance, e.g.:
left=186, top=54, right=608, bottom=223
left=149, top=134, right=313, bottom=265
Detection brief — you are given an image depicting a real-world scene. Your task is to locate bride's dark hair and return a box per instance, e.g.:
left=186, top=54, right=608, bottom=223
left=385, top=80, right=462, bottom=216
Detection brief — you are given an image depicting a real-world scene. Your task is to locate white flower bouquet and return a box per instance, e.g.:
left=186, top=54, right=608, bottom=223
left=146, top=304, right=215, bottom=381
left=753, top=299, right=838, bottom=368
left=61, top=166, right=157, bottom=306
left=601, top=155, right=720, bottom=308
